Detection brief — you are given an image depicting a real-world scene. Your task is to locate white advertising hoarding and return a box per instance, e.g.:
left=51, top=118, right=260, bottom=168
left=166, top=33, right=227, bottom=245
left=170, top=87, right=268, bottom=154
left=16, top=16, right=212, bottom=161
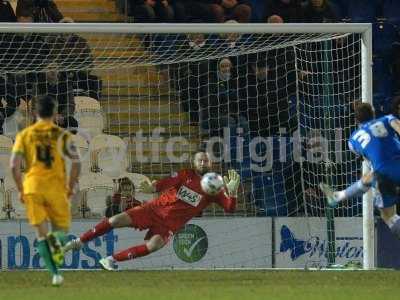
left=1, top=218, right=272, bottom=270
left=275, top=217, right=363, bottom=268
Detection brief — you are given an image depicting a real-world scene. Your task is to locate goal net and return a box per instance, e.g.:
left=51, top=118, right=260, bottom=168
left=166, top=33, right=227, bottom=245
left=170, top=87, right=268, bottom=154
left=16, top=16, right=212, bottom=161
left=0, top=23, right=372, bottom=270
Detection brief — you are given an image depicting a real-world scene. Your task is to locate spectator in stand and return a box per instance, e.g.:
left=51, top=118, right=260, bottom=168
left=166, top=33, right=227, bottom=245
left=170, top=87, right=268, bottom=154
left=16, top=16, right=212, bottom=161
left=174, top=32, right=209, bottom=124
left=178, top=1, right=251, bottom=23
left=0, top=0, right=17, bottom=22
left=303, top=0, right=338, bottom=23
left=265, top=0, right=304, bottom=23
left=35, top=63, right=77, bottom=131
left=0, top=0, right=17, bottom=133
left=16, top=0, right=73, bottom=23
left=267, top=14, right=284, bottom=23
left=1, top=8, right=50, bottom=133
left=200, top=58, right=243, bottom=136
left=243, top=48, right=297, bottom=137
left=11, top=9, right=79, bottom=132
left=105, top=177, right=141, bottom=217
left=208, top=0, right=252, bottom=23
left=50, top=18, right=102, bottom=101
left=129, top=0, right=186, bottom=22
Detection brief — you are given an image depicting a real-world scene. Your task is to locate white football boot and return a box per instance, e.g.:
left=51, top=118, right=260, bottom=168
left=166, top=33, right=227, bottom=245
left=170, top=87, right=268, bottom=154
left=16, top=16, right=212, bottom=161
left=52, top=274, right=64, bottom=286
left=99, top=257, right=117, bottom=271
left=63, top=238, right=83, bottom=253
left=319, top=183, right=339, bottom=208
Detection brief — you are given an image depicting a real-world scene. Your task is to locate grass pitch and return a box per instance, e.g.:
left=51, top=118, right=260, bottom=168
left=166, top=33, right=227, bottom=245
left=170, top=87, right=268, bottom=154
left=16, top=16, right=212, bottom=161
left=0, top=270, right=399, bottom=300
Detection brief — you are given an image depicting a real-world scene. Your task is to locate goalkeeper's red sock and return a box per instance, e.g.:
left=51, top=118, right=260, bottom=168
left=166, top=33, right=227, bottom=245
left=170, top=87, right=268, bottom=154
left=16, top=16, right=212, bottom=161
left=80, top=219, right=113, bottom=243
left=112, top=244, right=150, bottom=262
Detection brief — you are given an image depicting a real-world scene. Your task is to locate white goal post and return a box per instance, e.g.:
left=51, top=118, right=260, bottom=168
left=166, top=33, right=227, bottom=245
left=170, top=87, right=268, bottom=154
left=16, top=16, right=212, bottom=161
left=0, top=23, right=373, bottom=270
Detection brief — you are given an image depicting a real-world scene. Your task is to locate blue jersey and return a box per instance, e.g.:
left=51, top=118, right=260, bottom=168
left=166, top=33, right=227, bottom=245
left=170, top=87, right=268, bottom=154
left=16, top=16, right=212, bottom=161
left=349, top=115, right=400, bottom=172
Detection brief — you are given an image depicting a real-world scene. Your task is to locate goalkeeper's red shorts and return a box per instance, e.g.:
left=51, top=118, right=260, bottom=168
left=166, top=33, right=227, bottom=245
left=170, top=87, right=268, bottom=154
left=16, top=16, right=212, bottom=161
left=126, top=205, right=173, bottom=243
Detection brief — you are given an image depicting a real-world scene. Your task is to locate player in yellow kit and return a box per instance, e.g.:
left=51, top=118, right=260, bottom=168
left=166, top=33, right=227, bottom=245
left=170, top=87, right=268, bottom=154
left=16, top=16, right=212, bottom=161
left=10, top=95, right=81, bottom=286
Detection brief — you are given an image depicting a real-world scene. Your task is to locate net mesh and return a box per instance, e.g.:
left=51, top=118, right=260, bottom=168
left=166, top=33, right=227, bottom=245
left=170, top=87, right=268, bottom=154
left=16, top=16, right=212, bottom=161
left=0, top=26, right=365, bottom=269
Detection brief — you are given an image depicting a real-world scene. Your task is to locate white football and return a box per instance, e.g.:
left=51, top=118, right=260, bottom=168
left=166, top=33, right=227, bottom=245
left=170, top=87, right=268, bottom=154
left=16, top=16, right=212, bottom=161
left=201, top=172, right=224, bottom=196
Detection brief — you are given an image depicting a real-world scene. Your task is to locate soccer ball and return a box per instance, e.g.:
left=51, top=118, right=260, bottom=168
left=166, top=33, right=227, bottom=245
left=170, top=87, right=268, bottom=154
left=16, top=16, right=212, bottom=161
left=200, top=172, right=224, bottom=196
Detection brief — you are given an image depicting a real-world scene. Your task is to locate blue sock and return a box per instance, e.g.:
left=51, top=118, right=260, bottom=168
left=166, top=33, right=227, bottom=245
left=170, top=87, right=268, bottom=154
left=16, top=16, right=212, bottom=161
left=343, top=180, right=370, bottom=200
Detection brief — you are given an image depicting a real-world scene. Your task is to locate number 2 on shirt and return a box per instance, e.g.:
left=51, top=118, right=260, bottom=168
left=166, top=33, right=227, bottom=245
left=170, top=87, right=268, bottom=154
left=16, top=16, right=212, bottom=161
left=353, top=121, right=388, bottom=148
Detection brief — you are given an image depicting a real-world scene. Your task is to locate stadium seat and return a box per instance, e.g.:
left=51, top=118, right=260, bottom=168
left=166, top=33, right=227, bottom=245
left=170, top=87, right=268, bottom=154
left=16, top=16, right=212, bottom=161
left=373, top=57, right=393, bottom=113
left=344, top=0, right=378, bottom=22
left=3, top=175, right=25, bottom=219
left=69, top=133, right=90, bottom=174
left=74, top=96, right=101, bottom=112
left=373, top=22, right=399, bottom=57
left=78, top=172, right=114, bottom=218
left=0, top=135, right=13, bottom=178
left=74, top=96, right=104, bottom=138
left=251, top=171, right=288, bottom=216
left=383, top=0, right=400, bottom=25
left=89, top=134, right=128, bottom=177
left=2, top=99, right=29, bottom=139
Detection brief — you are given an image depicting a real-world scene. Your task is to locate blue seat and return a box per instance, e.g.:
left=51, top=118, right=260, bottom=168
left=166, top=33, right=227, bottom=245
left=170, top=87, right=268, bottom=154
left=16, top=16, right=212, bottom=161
left=373, top=57, right=392, bottom=92
left=251, top=171, right=289, bottom=216
left=373, top=22, right=399, bottom=57
left=345, top=0, right=378, bottom=22
left=383, top=0, right=400, bottom=25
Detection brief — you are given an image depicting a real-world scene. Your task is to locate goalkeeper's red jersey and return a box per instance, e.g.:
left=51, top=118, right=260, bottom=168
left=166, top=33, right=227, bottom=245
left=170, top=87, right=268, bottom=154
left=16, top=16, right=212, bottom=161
left=144, top=169, right=236, bottom=232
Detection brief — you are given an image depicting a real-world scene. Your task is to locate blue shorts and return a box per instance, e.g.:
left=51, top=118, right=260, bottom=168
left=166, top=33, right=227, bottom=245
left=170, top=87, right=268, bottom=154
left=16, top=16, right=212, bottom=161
left=373, top=189, right=399, bottom=209
left=373, top=163, right=400, bottom=208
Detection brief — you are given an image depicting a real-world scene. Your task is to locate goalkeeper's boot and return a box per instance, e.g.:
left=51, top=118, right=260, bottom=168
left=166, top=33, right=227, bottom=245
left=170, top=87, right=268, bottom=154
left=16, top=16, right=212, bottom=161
left=63, top=238, right=83, bottom=253
left=99, top=257, right=117, bottom=271
left=52, top=274, right=64, bottom=287
left=319, top=183, right=339, bottom=208
left=47, top=232, right=64, bottom=267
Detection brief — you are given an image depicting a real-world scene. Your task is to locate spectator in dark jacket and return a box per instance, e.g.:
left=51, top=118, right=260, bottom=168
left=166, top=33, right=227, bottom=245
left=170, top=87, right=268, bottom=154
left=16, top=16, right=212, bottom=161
left=16, top=0, right=71, bottom=23
left=35, top=64, right=75, bottom=123
left=303, top=0, right=338, bottom=23
left=265, top=0, right=304, bottom=23
left=200, top=58, right=241, bottom=136
left=208, top=0, right=252, bottom=23
left=0, top=0, right=17, bottom=22
left=174, top=33, right=209, bottom=124
left=0, top=0, right=17, bottom=133
left=130, top=0, right=186, bottom=22
left=1, top=8, right=48, bottom=134
left=47, top=19, right=102, bottom=100
left=178, top=0, right=251, bottom=23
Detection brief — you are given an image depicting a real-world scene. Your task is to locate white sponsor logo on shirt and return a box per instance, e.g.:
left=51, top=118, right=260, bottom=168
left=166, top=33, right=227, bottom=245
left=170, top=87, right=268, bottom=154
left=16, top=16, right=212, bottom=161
left=176, top=185, right=202, bottom=207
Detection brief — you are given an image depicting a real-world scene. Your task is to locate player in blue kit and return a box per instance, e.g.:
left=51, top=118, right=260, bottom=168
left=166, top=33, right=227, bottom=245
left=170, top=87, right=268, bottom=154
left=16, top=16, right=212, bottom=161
left=320, top=103, right=400, bottom=239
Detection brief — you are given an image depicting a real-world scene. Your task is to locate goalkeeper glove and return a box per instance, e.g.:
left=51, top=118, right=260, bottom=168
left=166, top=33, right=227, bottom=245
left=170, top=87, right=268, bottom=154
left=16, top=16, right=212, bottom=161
left=223, top=169, right=240, bottom=197
left=139, top=180, right=156, bottom=193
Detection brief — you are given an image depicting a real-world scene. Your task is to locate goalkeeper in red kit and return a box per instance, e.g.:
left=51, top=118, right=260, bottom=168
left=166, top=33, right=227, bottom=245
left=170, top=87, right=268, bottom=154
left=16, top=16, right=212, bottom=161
left=63, top=151, right=240, bottom=270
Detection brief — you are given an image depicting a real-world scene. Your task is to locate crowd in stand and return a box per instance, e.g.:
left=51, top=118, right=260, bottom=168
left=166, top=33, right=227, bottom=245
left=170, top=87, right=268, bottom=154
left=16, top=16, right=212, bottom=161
left=0, top=0, right=100, bottom=135
left=126, top=0, right=338, bottom=23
